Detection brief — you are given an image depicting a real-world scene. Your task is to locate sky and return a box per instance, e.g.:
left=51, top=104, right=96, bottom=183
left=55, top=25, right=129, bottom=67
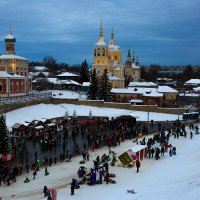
left=0, top=0, right=200, bottom=66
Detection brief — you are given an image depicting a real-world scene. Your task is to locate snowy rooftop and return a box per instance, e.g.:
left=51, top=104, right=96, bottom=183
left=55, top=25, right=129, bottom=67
left=193, top=86, right=200, bottom=91
left=112, top=87, right=163, bottom=97
left=184, top=79, right=200, bottom=85
left=29, top=72, right=49, bottom=77
left=108, top=44, right=121, bottom=51
left=33, top=66, right=48, bottom=71
left=0, top=54, right=28, bottom=60
left=82, top=82, right=91, bottom=87
left=132, top=63, right=140, bottom=69
left=158, top=86, right=178, bottom=93
left=57, top=72, right=79, bottom=77
left=129, top=82, right=158, bottom=87
left=5, top=33, right=15, bottom=40
left=95, top=41, right=107, bottom=46
left=32, top=78, right=80, bottom=85
left=0, top=71, right=24, bottom=78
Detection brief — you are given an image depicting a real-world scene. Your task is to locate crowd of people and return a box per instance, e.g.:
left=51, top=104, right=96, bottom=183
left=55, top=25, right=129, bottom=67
left=1, top=118, right=199, bottom=200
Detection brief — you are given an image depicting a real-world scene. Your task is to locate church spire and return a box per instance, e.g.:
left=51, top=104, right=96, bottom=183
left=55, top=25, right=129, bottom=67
left=135, top=56, right=139, bottom=66
left=132, top=50, right=135, bottom=63
left=98, top=20, right=104, bottom=42
left=99, top=20, right=103, bottom=36
left=109, top=28, right=115, bottom=45
left=127, top=49, right=131, bottom=60
left=5, top=25, right=16, bottom=55
left=9, top=24, right=12, bottom=34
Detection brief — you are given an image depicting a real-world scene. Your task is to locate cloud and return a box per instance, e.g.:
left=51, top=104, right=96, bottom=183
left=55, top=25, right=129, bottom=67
left=0, top=0, right=200, bottom=65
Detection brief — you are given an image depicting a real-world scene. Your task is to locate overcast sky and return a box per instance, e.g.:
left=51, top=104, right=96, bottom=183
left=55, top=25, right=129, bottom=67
left=0, top=0, right=200, bottom=66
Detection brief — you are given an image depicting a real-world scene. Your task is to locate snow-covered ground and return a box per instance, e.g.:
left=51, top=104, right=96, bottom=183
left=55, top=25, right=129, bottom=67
left=0, top=124, right=200, bottom=200
left=50, top=90, right=87, bottom=100
left=5, top=103, right=180, bottom=129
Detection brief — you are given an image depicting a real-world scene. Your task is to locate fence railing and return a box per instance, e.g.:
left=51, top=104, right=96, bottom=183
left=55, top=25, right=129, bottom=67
left=0, top=92, right=52, bottom=105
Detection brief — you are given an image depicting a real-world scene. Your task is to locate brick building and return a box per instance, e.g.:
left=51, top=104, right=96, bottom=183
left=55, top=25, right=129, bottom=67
left=0, top=29, right=32, bottom=97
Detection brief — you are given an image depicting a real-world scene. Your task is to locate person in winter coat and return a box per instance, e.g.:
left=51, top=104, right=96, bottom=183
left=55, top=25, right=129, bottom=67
left=51, top=188, right=57, bottom=200
left=190, top=132, right=193, bottom=139
left=43, top=185, right=48, bottom=197
left=151, top=148, right=155, bottom=158
left=45, top=167, right=49, bottom=176
left=136, top=160, right=141, bottom=173
left=71, top=178, right=76, bottom=195
left=161, top=146, right=165, bottom=156
left=169, top=148, right=172, bottom=157
left=33, top=169, right=37, bottom=180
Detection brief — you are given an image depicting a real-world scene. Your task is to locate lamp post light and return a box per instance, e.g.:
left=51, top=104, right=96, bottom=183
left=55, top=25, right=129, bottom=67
left=147, top=98, right=150, bottom=135
left=59, top=105, right=71, bottom=154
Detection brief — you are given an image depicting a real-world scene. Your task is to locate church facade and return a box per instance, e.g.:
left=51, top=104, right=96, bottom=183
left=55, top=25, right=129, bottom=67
left=92, top=22, right=141, bottom=88
left=0, top=29, right=32, bottom=98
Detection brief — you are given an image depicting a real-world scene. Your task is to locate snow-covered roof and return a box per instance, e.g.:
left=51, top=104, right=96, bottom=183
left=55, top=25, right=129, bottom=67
left=33, top=78, right=81, bottom=86
left=0, top=54, right=28, bottom=61
left=95, top=41, right=107, bottom=46
left=29, top=72, right=49, bottom=77
left=129, top=145, right=147, bottom=153
left=193, top=86, right=200, bottom=91
left=29, top=72, right=40, bottom=77
left=5, top=33, right=15, bottom=40
left=34, top=66, right=48, bottom=71
left=0, top=71, right=24, bottom=78
left=34, top=126, right=44, bottom=129
left=57, top=72, right=79, bottom=77
left=128, top=82, right=158, bottom=87
left=108, top=44, right=121, bottom=51
left=158, top=86, right=178, bottom=93
left=112, top=87, right=163, bottom=97
left=82, top=82, right=91, bottom=87
left=184, top=79, right=200, bottom=85
left=143, top=91, right=163, bottom=97
left=157, top=78, right=173, bottom=81
left=131, top=63, right=140, bottom=69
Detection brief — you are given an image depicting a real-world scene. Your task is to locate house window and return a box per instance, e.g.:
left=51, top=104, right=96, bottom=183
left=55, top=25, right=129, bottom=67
left=0, top=83, right=2, bottom=92
left=102, top=48, right=105, bottom=56
left=97, top=48, right=100, bottom=56
left=16, top=81, right=19, bottom=92
left=10, top=82, right=14, bottom=92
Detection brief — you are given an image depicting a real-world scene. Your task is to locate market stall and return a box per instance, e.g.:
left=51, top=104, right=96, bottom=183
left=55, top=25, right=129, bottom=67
left=118, top=145, right=147, bottom=166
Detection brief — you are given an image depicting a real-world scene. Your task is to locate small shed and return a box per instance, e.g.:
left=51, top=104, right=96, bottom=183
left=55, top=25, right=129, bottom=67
left=118, top=145, right=147, bottom=166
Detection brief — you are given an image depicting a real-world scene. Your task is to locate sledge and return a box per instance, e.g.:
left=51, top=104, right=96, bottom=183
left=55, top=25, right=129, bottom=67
left=127, top=189, right=136, bottom=194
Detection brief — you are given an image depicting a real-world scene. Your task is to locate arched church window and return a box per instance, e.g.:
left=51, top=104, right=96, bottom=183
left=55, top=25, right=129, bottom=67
left=108, top=55, right=110, bottom=59
left=115, top=55, right=117, bottom=59
left=97, top=48, right=100, bottom=56
left=97, top=69, right=100, bottom=74
left=94, top=49, right=96, bottom=56
left=102, top=49, right=105, bottom=56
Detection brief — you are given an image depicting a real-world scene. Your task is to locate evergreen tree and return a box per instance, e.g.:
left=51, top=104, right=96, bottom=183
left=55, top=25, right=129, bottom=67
left=98, top=68, right=112, bottom=101
left=88, top=68, right=98, bottom=100
left=0, top=115, right=10, bottom=154
left=79, top=59, right=89, bottom=84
